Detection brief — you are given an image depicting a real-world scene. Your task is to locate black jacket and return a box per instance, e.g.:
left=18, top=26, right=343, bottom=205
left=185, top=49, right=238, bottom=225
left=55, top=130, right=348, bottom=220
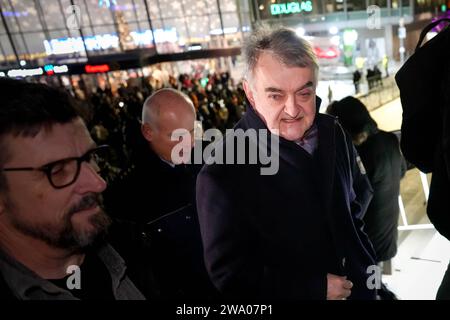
left=104, top=140, right=198, bottom=224
left=356, top=130, right=406, bottom=262
left=196, top=105, right=376, bottom=300
left=104, top=139, right=217, bottom=299
left=395, top=19, right=450, bottom=240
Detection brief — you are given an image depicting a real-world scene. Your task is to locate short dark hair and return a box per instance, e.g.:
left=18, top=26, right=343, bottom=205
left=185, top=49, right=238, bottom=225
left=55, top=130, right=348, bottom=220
left=0, top=78, right=81, bottom=191
left=326, top=96, right=378, bottom=139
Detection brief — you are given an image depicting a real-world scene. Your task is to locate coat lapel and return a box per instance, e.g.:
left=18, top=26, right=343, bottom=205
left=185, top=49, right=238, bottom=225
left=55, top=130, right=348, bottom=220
left=315, top=115, right=347, bottom=267
left=315, top=115, right=337, bottom=216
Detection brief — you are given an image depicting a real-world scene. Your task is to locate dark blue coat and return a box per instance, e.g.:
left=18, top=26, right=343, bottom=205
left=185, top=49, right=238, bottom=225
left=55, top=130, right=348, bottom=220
left=196, top=103, right=376, bottom=300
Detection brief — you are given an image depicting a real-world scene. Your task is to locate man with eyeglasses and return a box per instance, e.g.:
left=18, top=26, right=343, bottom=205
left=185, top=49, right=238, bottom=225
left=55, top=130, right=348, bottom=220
left=0, top=78, right=157, bottom=300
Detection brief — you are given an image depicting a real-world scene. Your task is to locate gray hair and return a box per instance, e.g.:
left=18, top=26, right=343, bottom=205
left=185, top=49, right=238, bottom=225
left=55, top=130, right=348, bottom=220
left=242, top=24, right=318, bottom=83
left=142, top=88, right=194, bottom=130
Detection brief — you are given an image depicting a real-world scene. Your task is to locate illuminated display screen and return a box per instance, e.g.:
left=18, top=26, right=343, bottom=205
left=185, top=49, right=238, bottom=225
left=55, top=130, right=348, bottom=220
left=5, top=65, right=69, bottom=78
left=43, top=29, right=178, bottom=56
left=270, top=1, right=313, bottom=16
left=98, top=0, right=117, bottom=8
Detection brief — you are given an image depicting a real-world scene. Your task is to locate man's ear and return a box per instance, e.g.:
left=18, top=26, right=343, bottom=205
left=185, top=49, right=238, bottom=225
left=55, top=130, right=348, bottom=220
left=141, top=123, right=153, bottom=142
left=243, top=80, right=256, bottom=107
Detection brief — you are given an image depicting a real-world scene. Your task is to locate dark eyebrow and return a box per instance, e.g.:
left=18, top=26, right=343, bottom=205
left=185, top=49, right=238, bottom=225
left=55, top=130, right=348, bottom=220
left=44, top=143, right=98, bottom=166
left=295, top=81, right=314, bottom=92
left=264, top=87, right=283, bottom=93
left=264, top=81, right=314, bottom=93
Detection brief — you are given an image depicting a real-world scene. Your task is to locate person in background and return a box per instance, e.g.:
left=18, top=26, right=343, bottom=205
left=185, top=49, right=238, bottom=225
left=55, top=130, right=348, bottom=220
left=104, top=88, right=197, bottom=223
left=327, top=96, right=406, bottom=299
left=104, top=88, right=217, bottom=299
left=353, top=70, right=361, bottom=94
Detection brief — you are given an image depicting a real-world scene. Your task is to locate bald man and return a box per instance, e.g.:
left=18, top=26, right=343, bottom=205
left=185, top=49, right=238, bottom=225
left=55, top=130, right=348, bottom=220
left=105, top=88, right=198, bottom=223
left=141, top=88, right=196, bottom=165
left=103, top=88, right=216, bottom=299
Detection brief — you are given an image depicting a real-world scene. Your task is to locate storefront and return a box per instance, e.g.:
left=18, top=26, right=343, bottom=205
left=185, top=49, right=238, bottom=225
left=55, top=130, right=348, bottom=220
left=0, top=0, right=251, bottom=69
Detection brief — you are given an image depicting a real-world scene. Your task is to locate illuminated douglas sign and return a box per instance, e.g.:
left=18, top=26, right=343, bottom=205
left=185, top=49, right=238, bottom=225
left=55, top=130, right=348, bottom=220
left=270, top=1, right=313, bottom=16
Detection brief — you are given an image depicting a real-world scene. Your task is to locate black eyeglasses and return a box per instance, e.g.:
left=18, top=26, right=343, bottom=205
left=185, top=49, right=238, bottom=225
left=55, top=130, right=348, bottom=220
left=1, top=145, right=110, bottom=189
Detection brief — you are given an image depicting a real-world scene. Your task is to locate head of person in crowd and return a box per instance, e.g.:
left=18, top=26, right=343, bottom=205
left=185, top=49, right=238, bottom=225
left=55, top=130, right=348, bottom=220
left=0, top=78, right=111, bottom=259
left=326, top=96, right=378, bottom=146
left=242, top=24, right=319, bottom=141
left=141, top=88, right=196, bottom=164
left=188, top=91, right=199, bottom=110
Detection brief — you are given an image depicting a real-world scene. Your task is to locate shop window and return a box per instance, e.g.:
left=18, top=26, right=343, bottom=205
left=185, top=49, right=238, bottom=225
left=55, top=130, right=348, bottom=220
left=368, top=0, right=388, bottom=8
left=347, top=0, right=370, bottom=11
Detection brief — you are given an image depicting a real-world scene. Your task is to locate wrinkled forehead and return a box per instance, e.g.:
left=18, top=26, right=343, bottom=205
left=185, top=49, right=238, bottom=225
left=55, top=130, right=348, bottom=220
left=3, top=117, right=94, bottom=166
left=248, top=53, right=316, bottom=85
left=255, top=65, right=315, bottom=91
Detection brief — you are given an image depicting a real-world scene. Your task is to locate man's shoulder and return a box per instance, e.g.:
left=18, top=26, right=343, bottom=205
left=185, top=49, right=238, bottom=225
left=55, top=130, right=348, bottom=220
left=316, top=113, right=339, bottom=129
left=315, top=113, right=349, bottom=146
left=196, top=150, right=251, bottom=187
left=362, top=130, right=395, bottom=147
left=234, top=113, right=251, bottom=129
left=367, top=130, right=401, bottom=156
left=104, top=222, right=154, bottom=271
left=109, top=151, right=164, bottom=189
left=376, top=130, right=399, bottom=142
left=197, top=158, right=231, bottom=181
left=102, top=225, right=161, bottom=299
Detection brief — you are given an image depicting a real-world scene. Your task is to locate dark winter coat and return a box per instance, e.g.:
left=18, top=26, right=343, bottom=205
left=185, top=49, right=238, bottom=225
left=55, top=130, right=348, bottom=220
left=356, top=130, right=406, bottom=262
left=196, top=104, right=377, bottom=300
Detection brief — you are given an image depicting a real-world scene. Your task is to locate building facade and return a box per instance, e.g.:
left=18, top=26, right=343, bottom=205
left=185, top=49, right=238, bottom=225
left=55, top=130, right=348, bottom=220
left=0, top=0, right=251, bottom=69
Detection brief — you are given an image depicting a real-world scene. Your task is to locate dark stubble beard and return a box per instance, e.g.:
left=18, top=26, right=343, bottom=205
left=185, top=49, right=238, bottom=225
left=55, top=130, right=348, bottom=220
left=8, top=193, right=111, bottom=251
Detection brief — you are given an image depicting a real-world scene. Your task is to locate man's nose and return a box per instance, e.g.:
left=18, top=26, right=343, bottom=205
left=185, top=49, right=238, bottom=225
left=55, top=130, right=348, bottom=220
left=75, top=162, right=107, bottom=194
left=284, top=95, right=300, bottom=118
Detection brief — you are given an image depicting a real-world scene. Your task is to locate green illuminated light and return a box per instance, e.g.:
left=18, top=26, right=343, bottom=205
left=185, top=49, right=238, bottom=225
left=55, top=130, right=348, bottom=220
left=270, top=1, right=313, bottom=16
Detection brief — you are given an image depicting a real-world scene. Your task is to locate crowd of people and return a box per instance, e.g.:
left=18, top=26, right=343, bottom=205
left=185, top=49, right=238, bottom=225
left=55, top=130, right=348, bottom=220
left=353, top=66, right=384, bottom=94
left=71, top=71, right=247, bottom=183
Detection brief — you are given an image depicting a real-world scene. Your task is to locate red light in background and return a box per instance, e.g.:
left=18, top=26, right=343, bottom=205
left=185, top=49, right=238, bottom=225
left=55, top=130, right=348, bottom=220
left=85, top=64, right=110, bottom=73
left=314, top=46, right=339, bottom=59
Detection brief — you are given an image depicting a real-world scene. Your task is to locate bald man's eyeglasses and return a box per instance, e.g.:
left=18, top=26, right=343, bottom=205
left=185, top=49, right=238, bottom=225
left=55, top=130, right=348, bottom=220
left=1, top=145, right=109, bottom=189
